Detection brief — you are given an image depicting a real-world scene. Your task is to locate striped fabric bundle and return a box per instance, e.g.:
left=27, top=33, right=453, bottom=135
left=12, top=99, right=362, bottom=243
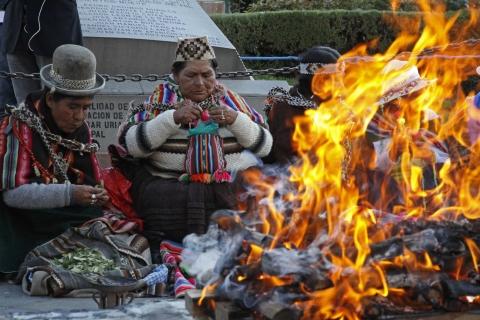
left=0, top=116, right=32, bottom=190
left=184, top=132, right=231, bottom=184
left=158, top=240, right=196, bottom=298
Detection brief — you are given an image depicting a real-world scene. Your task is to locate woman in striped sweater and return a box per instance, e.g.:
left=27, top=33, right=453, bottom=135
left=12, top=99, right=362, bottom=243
left=118, top=37, right=272, bottom=249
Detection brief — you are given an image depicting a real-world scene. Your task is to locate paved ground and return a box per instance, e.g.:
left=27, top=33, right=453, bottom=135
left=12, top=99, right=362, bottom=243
left=0, top=283, right=194, bottom=320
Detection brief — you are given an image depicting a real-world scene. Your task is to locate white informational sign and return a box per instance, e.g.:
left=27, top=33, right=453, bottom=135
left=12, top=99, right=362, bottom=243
left=0, top=11, right=4, bottom=23
left=76, top=0, right=234, bottom=49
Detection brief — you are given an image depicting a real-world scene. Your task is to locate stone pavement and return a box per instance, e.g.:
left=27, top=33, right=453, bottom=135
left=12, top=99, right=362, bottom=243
left=0, top=283, right=193, bottom=320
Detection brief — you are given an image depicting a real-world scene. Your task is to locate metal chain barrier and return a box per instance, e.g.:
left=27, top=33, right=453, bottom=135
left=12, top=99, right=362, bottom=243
left=0, top=66, right=299, bottom=82
left=1, top=39, right=479, bottom=82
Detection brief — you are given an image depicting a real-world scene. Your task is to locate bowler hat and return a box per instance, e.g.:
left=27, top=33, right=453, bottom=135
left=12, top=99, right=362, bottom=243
left=40, top=44, right=105, bottom=96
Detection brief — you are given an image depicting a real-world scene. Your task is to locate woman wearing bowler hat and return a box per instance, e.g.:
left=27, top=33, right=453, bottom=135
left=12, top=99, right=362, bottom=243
left=0, top=44, right=107, bottom=274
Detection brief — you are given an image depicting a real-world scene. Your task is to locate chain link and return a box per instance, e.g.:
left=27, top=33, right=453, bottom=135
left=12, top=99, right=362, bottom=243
left=0, top=67, right=298, bottom=82
left=6, top=103, right=100, bottom=183
left=0, top=71, right=40, bottom=80
left=217, top=66, right=299, bottom=78
left=1, top=39, right=479, bottom=82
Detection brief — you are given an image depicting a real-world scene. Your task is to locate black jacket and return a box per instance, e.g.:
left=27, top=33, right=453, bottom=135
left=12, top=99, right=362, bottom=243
left=2, top=0, right=83, bottom=56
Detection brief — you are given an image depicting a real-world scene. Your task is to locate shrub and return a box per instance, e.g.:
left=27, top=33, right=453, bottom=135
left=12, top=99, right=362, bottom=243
left=246, top=0, right=469, bottom=11
left=229, top=0, right=257, bottom=12
left=248, top=0, right=393, bottom=11
left=212, top=10, right=413, bottom=58
left=212, top=9, right=478, bottom=60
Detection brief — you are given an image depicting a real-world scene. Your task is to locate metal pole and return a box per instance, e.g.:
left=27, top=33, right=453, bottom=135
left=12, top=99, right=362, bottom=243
left=224, top=0, right=231, bottom=13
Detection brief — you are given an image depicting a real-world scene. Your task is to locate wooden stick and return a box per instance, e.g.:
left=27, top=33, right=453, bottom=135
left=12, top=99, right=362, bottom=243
left=185, top=289, right=216, bottom=319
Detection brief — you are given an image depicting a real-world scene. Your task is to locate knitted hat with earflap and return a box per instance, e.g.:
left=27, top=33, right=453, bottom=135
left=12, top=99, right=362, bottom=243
left=297, top=46, right=341, bottom=98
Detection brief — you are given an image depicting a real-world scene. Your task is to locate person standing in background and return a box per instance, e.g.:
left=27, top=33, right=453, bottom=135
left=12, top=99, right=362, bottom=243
left=2, top=0, right=83, bottom=104
left=0, top=0, right=16, bottom=114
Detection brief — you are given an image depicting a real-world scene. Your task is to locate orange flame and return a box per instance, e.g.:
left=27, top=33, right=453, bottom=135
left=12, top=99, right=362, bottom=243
left=465, top=238, right=480, bottom=272
left=237, top=1, right=480, bottom=319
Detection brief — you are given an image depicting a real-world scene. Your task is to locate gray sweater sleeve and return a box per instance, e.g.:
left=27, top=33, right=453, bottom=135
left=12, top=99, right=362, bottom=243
left=2, top=183, right=73, bottom=209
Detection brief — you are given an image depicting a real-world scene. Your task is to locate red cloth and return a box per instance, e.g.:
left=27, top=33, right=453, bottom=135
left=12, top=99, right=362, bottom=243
left=102, top=167, right=143, bottom=231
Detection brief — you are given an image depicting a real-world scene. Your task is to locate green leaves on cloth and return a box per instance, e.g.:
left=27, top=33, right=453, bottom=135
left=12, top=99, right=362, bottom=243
left=52, top=248, right=117, bottom=276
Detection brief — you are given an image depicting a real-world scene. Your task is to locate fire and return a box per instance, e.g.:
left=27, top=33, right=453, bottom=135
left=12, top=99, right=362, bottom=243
left=246, top=243, right=263, bottom=265
left=281, top=1, right=479, bottom=315
left=201, top=1, right=480, bottom=319
left=465, top=238, right=480, bottom=272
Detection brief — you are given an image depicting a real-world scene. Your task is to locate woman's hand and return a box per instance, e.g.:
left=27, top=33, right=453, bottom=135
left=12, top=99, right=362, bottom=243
left=209, top=106, right=238, bottom=126
left=72, top=185, right=109, bottom=207
left=173, top=100, right=202, bottom=125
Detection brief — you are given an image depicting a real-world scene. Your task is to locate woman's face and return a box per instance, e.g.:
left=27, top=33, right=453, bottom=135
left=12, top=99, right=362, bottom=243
left=46, top=94, right=93, bottom=134
left=174, top=60, right=216, bottom=102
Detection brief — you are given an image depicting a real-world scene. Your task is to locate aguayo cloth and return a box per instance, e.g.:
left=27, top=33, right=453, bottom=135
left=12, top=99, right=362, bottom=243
left=0, top=91, right=102, bottom=190
left=136, top=77, right=264, bottom=125
left=18, top=216, right=152, bottom=297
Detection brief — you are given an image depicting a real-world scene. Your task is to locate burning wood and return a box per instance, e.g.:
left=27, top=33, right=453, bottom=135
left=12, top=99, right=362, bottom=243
left=182, top=1, right=480, bottom=319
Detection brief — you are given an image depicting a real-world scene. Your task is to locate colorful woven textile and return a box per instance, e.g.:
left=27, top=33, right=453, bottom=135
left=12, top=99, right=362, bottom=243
left=89, top=211, right=142, bottom=234
left=0, top=91, right=102, bottom=190
left=184, top=122, right=231, bottom=184
left=158, top=240, right=196, bottom=298
left=127, top=77, right=264, bottom=126
left=160, top=240, right=183, bottom=257
left=18, top=218, right=152, bottom=296
left=174, top=267, right=196, bottom=298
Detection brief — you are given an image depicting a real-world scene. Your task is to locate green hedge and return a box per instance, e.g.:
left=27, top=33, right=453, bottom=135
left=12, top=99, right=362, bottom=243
left=211, top=10, right=478, bottom=59
left=247, top=0, right=470, bottom=12
left=229, top=0, right=257, bottom=12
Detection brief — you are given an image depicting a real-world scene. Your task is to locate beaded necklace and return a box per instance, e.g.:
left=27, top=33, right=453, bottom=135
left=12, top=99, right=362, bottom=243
left=264, top=87, right=317, bottom=114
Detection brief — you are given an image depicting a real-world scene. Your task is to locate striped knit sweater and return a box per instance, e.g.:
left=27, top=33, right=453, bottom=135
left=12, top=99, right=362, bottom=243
left=119, top=78, right=272, bottom=178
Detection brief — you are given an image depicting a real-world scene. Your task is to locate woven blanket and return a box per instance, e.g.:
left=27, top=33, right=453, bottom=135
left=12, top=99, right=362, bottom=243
left=19, top=214, right=152, bottom=297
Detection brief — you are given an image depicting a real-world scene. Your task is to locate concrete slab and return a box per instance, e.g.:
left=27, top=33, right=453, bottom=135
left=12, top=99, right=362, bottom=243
left=0, top=283, right=192, bottom=320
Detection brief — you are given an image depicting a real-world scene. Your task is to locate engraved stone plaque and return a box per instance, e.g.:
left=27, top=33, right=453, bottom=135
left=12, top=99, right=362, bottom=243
left=77, top=0, right=234, bottom=49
